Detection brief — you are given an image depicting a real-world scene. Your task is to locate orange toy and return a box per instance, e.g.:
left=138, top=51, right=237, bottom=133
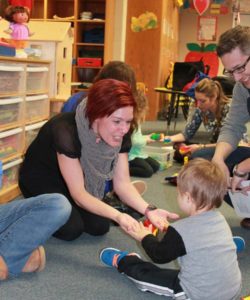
left=179, top=145, right=191, bottom=155
left=143, top=219, right=158, bottom=236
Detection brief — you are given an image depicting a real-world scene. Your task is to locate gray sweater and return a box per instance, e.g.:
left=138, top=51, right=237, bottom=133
left=172, top=210, right=241, bottom=300
left=218, top=82, right=250, bottom=149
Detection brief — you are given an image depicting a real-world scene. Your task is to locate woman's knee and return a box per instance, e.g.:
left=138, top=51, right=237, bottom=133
left=52, top=205, right=84, bottom=241
left=86, top=219, right=110, bottom=236
left=53, top=224, right=83, bottom=241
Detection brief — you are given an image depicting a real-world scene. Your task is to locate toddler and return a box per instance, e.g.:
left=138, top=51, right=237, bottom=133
left=100, top=158, right=242, bottom=300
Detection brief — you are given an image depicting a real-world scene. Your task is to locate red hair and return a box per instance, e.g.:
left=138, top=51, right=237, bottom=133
left=86, top=79, right=136, bottom=127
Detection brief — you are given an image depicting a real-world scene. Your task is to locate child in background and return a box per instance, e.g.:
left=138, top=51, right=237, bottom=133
left=100, top=158, right=242, bottom=300
left=128, top=92, right=160, bottom=178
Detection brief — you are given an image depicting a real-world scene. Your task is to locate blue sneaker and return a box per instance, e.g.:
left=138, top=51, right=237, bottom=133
left=100, top=248, right=129, bottom=268
left=233, top=236, right=245, bottom=253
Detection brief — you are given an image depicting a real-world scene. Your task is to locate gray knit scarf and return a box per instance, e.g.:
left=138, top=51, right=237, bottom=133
left=75, top=98, right=121, bottom=199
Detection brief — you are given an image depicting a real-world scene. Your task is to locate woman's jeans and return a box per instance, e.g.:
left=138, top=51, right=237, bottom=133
left=0, top=193, right=71, bottom=277
left=191, top=146, right=250, bottom=173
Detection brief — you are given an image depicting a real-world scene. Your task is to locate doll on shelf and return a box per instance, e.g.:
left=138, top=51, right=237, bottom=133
left=4, top=5, right=33, bottom=49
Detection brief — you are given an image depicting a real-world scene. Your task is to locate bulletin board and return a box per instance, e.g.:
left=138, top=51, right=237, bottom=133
left=197, top=16, right=217, bottom=41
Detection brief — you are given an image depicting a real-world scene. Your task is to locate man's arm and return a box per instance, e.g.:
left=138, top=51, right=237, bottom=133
left=212, top=142, right=234, bottom=184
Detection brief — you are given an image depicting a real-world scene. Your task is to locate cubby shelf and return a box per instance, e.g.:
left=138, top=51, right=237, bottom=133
left=30, top=0, right=115, bottom=92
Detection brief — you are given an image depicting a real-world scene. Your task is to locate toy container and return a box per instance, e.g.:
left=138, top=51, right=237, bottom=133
left=83, top=28, right=104, bottom=43
left=0, top=97, right=24, bottom=130
left=0, top=128, right=24, bottom=161
left=25, top=120, right=47, bottom=150
left=143, top=145, right=175, bottom=170
left=0, top=64, right=24, bottom=95
left=0, top=157, right=23, bottom=191
left=0, top=161, right=2, bottom=189
left=77, top=57, right=102, bottom=67
left=25, top=94, right=49, bottom=124
left=26, top=66, right=49, bottom=93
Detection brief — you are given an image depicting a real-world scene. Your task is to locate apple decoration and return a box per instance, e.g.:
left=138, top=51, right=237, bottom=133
left=185, top=43, right=219, bottom=77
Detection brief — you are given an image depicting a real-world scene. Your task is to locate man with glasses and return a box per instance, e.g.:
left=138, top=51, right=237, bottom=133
left=212, top=25, right=250, bottom=229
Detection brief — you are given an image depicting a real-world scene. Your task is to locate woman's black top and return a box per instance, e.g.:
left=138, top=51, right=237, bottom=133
left=19, top=112, right=131, bottom=199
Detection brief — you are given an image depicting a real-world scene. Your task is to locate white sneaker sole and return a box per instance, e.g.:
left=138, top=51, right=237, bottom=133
left=131, top=180, right=147, bottom=196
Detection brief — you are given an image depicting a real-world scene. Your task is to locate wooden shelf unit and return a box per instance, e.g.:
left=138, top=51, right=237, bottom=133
left=31, top=0, right=115, bottom=92
left=0, top=57, right=51, bottom=204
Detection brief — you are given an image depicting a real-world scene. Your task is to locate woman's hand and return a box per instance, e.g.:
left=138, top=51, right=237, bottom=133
left=230, top=176, right=248, bottom=194
left=187, top=144, right=203, bottom=154
left=127, top=221, right=152, bottom=242
left=116, top=212, right=141, bottom=232
left=147, top=209, right=179, bottom=232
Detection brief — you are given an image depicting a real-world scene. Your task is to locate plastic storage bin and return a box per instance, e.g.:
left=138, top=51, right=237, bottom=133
left=0, top=161, right=2, bottom=189
left=0, top=64, right=24, bottom=95
left=83, top=28, right=104, bottom=43
left=0, top=157, right=23, bottom=191
left=0, top=97, right=23, bottom=130
left=25, top=94, right=49, bottom=124
left=0, top=127, right=24, bottom=161
left=143, top=145, right=175, bottom=170
left=25, top=120, right=47, bottom=149
left=77, top=57, right=102, bottom=67
left=26, top=66, right=49, bottom=93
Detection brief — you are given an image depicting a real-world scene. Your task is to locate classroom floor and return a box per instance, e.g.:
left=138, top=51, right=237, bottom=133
left=1, top=118, right=249, bottom=299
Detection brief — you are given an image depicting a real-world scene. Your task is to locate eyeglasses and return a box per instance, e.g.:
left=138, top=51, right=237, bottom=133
left=223, top=55, right=250, bottom=77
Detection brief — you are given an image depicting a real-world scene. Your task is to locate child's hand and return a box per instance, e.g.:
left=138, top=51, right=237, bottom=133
left=147, top=208, right=179, bottom=232
left=127, top=221, right=152, bottom=242
left=146, top=134, right=156, bottom=143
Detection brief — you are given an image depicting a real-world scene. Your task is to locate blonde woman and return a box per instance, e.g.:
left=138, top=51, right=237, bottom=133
left=166, top=78, right=231, bottom=160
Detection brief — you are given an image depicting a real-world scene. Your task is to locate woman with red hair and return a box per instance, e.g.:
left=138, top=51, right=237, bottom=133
left=19, top=79, right=178, bottom=241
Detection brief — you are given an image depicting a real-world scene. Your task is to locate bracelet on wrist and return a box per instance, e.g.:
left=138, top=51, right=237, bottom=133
left=145, top=204, right=157, bottom=218
left=233, top=164, right=248, bottom=178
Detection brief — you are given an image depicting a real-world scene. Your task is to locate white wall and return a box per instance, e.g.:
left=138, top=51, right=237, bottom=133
left=240, top=14, right=250, bottom=26
left=178, top=9, right=233, bottom=74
